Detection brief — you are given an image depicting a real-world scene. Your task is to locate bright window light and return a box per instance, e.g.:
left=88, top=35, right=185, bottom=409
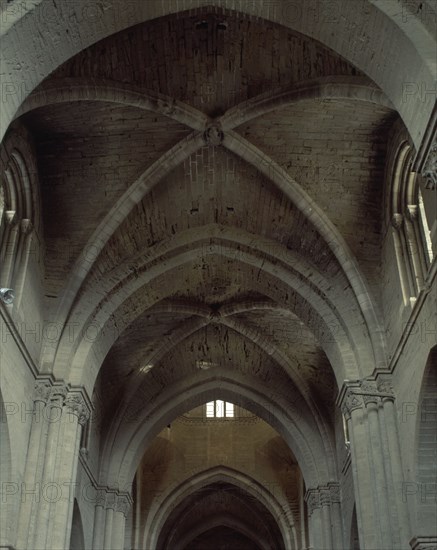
left=226, top=402, right=234, bottom=417
left=216, top=400, right=224, bottom=417
left=206, top=402, right=215, bottom=418
left=205, top=400, right=235, bottom=418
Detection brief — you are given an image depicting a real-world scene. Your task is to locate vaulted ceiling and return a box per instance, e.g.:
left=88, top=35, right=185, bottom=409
left=12, top=2, right=399, bottom=508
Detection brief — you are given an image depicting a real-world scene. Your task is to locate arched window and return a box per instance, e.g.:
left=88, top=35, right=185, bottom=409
left=0, top=145, right=37, bottom=309
left=390, top=141, right=434, bottom=307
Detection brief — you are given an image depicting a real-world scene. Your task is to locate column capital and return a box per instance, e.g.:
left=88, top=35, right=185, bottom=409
left=65, top=389, right=91, bottom=425
left=338, top=378, right=396, bottom=417
left=306, top=483, right=341, bottom=509
left=33, top=377, right=92, bottom=424
left=337, top=381, right=365, bottom=418
left=34, top=379, right=52, bottom=403
left=361, top=380, right=380, bottom=406
left=95, top=489, right=107, bottom=507
left=319, top=487, right=331, bottom=506
left=115, top=494, right=132, bottom=517
left=105, top=492, right=117, bottom=511
left=327, top=482, right=341, bottom=504
left=376, top=376, right=396, bottom=402
left=304, top=488, right=320, bottom=516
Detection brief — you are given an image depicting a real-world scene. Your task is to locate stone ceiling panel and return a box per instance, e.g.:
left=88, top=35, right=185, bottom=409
left=22, top=102, right=191, bottom=294
left=237, top=98, right=395, bottom=299
left=50, top=8, right=366, bottom=116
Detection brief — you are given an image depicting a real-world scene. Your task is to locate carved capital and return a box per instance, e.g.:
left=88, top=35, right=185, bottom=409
left=49, top=383, right=68, bottom=407
left=339, top=380, right=388, bottom=415
left=391, top=213, right=403, bottom=230
left=95, top=489, right=107, bottom=507
left=34, top=380, right=52, bottom=403
left=305, top=489, right=320, bottom=516
left=203, top=123, right=224, bottom=146
left=319, top=487, right=331, bottom=506
left=65, top=390, right=91, bottom=425
left=361, top=380, right=380, bottom=406
left=341, top=386, right=365, bottom=418
left=105, top=492, right=117, bottom=510
left=377, top=377, right=395, bottom=402
left=328, top=482, right=341, bottom=504
left=33, top=378, right=92, bottom=423
left=116, top=494, right=131, bottom=517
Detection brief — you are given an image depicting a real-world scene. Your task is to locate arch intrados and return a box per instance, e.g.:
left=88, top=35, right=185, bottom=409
left=60, top=225, right=363, bottom=373
left=15, top=76, right=392, bottom=132
left=145, top=466, right=294, bottom=550
left=100, top=313, right=336, bottom=471
left=66, top=242, right=360, bottom=392
left=34, top=81, right=387, bottom=376
left=391, top=141, right=412, bottom=216
left=167, top=514, right=270, bottom=550
left=102, top=375, right=331, bottom=490
left=164, top=514, right=272, bottom=550
left=10, top=151, right=32, bottom=221
left=3, top=168, right=18, bottom=214
left=1, top=1, right=431, bottom=145
left=15, top=78, right=209, bottom=131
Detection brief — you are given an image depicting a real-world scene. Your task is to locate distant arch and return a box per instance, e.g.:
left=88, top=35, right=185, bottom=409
left=145, top=466, right=294, bottom=550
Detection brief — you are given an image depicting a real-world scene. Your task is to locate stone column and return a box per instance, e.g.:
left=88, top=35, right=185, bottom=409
left=32, top=383, right=67, bottom=550
left=298, top=471, right=308, bottom=549
left=305, top=484, right=342, bottom=550
left=134, top=467, right=142, bottom=548
left=92, top=490, right=107, bottom=550
left=319, top=488, right=333, bottom=550
left=16, top=380, right=52, bottom=549
left=327, top=483, right=343, bottom=550
left=305, top=489, right=323, bottom=550
left=362, top=380, right=393, bottom=549
left=338, top=379, right=412, bottom=550
left=112, top=494, right=132, bottom=549
left=49, top=389, right=90, bottom=550
left=103, top=493, right=116, bottom=549
left=377, top=378, right=412, bottom=546
left=339, top=381, right=383, bottom=549
left=17, top=378, right=91, bottom=550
